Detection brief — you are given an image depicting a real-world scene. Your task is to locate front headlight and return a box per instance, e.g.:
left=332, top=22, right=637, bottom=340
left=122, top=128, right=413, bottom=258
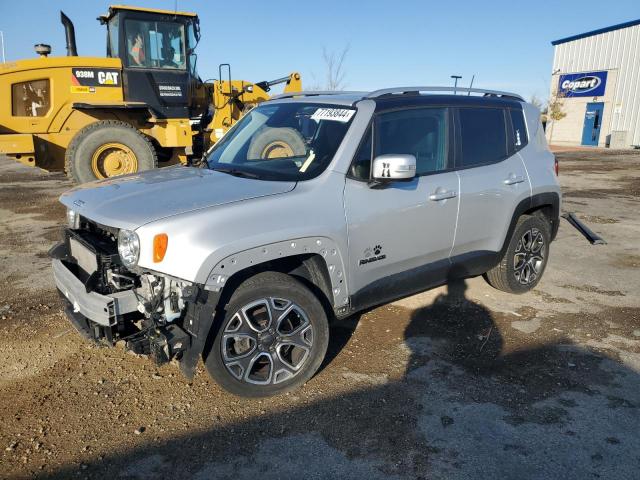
left=66, top=209, right=80, bottom=229
left=118, top=229, right=140, bottom=268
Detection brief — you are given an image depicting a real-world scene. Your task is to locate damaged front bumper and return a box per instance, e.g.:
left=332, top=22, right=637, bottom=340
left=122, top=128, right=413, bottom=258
left=53, top=258, right=139, bottom=329
left=50, top=234, right=194, bottom=368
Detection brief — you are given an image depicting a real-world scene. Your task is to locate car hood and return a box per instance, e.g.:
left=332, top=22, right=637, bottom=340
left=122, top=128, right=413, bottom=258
left=59, top=166, right=296, bottom=230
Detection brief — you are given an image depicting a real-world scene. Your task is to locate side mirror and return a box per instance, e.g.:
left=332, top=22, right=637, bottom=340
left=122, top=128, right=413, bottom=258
left=372, top=154, right=416, bottom=182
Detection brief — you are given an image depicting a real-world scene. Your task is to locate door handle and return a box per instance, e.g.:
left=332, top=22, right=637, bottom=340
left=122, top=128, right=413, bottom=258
left=429, top=190, right=457, bottom=201
left=503, top=175, right=525, bottom=185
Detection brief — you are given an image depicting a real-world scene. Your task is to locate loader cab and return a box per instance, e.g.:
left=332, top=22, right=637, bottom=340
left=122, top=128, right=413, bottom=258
left=100, top=5, right=202, bottom=119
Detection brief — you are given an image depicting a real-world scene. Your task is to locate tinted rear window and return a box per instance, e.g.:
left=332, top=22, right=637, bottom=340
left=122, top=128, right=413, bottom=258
left=510, top=109, right=528, bottom=151
left=458, top=108, right=507, bottom=167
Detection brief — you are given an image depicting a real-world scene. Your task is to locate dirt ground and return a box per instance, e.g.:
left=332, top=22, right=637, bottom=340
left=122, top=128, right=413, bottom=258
left=0, top=150, right=639, bottom=479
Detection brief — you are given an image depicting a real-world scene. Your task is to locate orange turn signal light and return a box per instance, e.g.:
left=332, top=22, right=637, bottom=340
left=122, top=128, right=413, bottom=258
left=153, top=234, right=168, bottom=263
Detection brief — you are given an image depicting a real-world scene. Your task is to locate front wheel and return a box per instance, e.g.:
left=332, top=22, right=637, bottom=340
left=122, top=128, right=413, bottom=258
left=484, top=214, right=551, bottom=294
left=205, top=272, right=329, bottom=397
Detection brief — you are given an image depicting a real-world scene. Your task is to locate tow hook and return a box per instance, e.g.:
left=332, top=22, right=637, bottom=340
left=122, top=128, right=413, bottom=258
left=562, top=212, right=607, bottom=245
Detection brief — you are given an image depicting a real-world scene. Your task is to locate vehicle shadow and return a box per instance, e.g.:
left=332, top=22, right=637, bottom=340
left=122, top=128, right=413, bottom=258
left=37, top=280, right=640, bottom=480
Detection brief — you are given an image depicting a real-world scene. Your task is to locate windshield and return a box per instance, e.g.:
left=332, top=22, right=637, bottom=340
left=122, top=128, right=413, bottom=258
left=124, top=19, right=186, bottom=69
left=206, top=103, right=356, bottom=181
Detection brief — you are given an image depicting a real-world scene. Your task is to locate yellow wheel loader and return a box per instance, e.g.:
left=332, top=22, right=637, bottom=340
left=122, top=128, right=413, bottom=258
left=0, top=5, right=302, bottom=183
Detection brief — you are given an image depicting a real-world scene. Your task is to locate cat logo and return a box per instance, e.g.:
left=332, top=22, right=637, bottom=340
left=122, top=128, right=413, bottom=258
left=71, top=68, right=120, bottom=88
left=98, top=71, right=119, bottom=85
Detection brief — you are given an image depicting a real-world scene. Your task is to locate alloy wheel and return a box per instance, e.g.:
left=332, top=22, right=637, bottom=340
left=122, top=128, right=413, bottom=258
left=221, top=297, right=314, bottom=385
left=513, top=227, right=546, bottom=285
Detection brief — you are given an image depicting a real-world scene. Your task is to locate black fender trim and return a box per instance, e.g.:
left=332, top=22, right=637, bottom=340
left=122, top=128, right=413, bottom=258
left=499, top=192, right=561, bottom=256
left=179, top=286, right=220, bottom=380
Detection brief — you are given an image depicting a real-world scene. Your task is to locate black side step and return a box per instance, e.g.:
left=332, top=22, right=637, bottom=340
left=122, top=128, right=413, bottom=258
left=561, top=212, right=607, bottom=245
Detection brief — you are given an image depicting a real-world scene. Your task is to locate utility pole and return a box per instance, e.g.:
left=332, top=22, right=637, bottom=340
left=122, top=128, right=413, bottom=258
left=451, top=75, right=462, bottom=95
left=0, top=31, right=5, bottom=63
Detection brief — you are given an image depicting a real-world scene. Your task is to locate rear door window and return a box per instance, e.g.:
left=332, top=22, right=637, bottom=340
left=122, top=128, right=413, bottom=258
left=458, top=107, right=508, bottom=167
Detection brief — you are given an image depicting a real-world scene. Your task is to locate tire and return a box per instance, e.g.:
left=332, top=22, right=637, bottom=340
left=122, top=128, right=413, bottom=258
left=484, top=214, right=551, bottom=294
left=205, top=271, right=329, bottom=397
left=247, top=127, right=306, bottom=160
left=65, top=120, right=158, bottom=183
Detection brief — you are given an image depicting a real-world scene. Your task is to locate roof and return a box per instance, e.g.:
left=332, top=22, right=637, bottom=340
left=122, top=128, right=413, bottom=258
left=0, top=57, right=121, bottom=75
left=108, top=5, right=197, bottom=17
left=551, top=18, right=640, bottom=46
left=271, top=92, right=367, bottom=106
left=269, top=87, right=524, bottom=107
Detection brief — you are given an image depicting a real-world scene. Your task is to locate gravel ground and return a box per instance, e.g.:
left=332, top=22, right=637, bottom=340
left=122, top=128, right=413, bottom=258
left=0, top=150, right=639, bottom=479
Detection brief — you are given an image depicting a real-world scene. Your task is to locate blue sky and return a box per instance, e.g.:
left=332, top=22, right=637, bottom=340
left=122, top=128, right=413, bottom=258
left=1, top=0, right=639, bottom=102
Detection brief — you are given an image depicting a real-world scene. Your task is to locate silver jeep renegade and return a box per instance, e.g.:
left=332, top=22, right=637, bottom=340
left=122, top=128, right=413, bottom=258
left=51, top=87, right=561, bottom=397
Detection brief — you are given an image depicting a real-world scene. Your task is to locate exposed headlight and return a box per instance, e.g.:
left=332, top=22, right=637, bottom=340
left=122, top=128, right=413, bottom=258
left=118, top=229, right=140, bottom=268
left=66, top=209, right=80, bottom=229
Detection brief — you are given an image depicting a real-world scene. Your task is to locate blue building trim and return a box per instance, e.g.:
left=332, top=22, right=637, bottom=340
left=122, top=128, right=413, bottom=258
left=551, top=18, right=640, bottom=46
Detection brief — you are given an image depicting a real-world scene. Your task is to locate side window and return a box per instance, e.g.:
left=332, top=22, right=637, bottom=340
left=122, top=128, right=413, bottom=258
left=12, top=79, right=50, bottom=117
left=187, top=23, right=198, bottom=76
left=349, top=127, right=372, bottom=180
left=458, top=107, right=507, bottom=167
left=509, top=109, right=529, bottom=151
left=107, top=16, right=119, bottom=57
left=375, top=108, right=448, bottom=175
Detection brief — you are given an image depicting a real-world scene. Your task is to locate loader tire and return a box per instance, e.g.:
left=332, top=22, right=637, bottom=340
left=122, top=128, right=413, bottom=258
left=65, top=120, right=158, bottom=184
left=247, top=127, right=306, bottom=160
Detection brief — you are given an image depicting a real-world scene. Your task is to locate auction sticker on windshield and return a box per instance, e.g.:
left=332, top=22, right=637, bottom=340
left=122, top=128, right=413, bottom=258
left=311, top=108, right=355, bottom=123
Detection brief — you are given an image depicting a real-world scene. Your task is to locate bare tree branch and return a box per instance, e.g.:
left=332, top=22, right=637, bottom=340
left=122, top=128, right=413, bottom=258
left=322, top=45, right=350, bottom=91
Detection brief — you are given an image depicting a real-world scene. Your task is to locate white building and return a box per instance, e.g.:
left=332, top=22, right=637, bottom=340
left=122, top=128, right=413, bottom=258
left=547, top=19, right=640, bottom=149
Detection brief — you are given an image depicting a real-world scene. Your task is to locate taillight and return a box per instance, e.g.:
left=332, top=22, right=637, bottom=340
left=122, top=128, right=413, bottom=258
left=554, top=156, right=559, bottom=176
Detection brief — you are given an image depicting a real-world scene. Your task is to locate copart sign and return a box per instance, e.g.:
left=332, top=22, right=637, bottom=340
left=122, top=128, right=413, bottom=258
left=558, top=71, right=607, bottom=97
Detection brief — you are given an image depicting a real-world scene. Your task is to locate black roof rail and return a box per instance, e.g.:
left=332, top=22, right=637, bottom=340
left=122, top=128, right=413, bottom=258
left=365, top=86, right=524, bottom=101
left=269, top=90, right=364, bottom=101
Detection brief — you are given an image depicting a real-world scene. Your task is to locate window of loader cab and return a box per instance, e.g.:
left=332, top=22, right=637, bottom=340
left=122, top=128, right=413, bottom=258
left=458, top=107, right=508, bottom=167
left=509, top=108, right=529, bottom=152
left=124, top=19, right=186, bottom=70
left=107, top=15, right=119, bottom=57
left=374, top=107, right=449, bottom=175
left=11, top=79, right=50, bottom=117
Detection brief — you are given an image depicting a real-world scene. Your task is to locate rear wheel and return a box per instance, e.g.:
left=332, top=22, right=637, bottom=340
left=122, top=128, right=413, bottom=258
left=65, top=120, right=157, bottom=183
left=484, top=214, right=551, bottom=294
left=205, top=272, right=329, bottom=397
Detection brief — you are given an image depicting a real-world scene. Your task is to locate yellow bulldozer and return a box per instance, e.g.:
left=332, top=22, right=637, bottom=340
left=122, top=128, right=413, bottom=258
left=0, top=5, right=302, bottom=183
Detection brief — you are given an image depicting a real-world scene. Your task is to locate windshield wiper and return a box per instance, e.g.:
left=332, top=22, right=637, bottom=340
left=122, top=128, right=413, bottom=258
left=213, top=167, right=261, bottom=179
